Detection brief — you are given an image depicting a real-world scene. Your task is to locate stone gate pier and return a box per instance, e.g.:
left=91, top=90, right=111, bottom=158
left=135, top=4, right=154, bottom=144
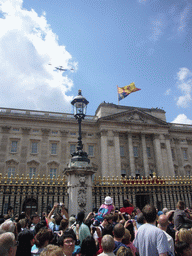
left=64, top=166, right=97, bottom=217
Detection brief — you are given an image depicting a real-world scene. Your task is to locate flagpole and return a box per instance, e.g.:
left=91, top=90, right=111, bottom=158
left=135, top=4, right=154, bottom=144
left=117, top=85, right=119, bottom=105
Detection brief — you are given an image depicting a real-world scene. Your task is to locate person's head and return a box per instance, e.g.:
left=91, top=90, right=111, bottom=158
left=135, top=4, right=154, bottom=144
left=76, top=211, right=85, bottom=224
left=177, top=228, right=192, bottom=245
left=68, top=216, right=76, bottom=227
left=0, top=220, right=18, bottom=240
left=116, top=246, right=133, bottom=256
left=104, top=214, right=113, bottom=224
left=59, top=219, right=69, bottom=231
left=123, top=200, right=132, bottom=208
left=54, top=214, right=63, bottom=226
left=162, top=208, right=168, bottom=214
left=58, top=228, right=76, bottom=256
left=136, top=212, right=145, bottom=224
left=18, top=219, right=27, bottom=229
left=142, top=204, right=157, bottom=223
left=39, top=244, right=64, bottom=256
left=113, top=223, right=125, bottom=239
left=175, top=242, right=192, bottom=256
left=177, top=201, right=185, bottom=210
left=34, top=220, right=47, bottom=235
left=80, top=236, right=97, bottom=256
left=135, top=207, right=141, bottom=215
left=31, top=213, right=40, bottom=225
left=34, top=228, right=53, bottom=248
left=16, top=229, right=34, bottom=255
left=158, top=214, right=169, bottom=230
left=0, top=232, right=17, bottom=256
left=104, top=196, right=113, bottom=205
left=101, top=235, right=115, bottom=253
left=102, top=224, right=114, bottom=237
left=0, top=220, right=16, bottom=233
left=122, top=229, right=131, bottom=245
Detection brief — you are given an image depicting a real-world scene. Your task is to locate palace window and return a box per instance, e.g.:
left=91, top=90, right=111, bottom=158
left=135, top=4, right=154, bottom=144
left=13, top=128, right=19, bottom=132
left=31, top=142, right=38, bottom=154
left=88, top=145, right=94, bottom=157
left=50, top=168, right=57, bottom=179
left=8, top=167, right=15, bottom=178
left=52, top=131, right=58, bottom=135
left=133, top=146, right=138, bottom=157
left=183, top=149, right=188, bottom=160
left=70, top=144, right=76, bottom=155
left=120, top=146, right=125, bottom=157
left=146, top=147, right=151, bottom=158
left=171, top=148, right=175, bottom=161
left=29, top=167, right=36, bottom=179
left=32, top=129, right=39, bottom=133
left=11, top=141, right=18, bottom=153
left=51, top=143, right=57, bottom=155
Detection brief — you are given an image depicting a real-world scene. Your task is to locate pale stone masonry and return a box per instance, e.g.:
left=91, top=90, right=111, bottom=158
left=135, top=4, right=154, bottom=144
left=0, top=102, right=192, bottom=178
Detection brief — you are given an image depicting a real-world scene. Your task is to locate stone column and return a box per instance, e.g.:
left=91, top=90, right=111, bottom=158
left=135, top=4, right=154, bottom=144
left=164, top=134, right=175, bottom=176
left=20, top=128, right=31, bottom=175
left=100, top=130, right=108, bottom=177
left=141, top=133, right=149, bottom=177
left=0, top=126, right=11, bottom=174
left=40, top=129, right=50, bottom=175
left=60, top=130, right=69, bottom=167
left=113, top=131, right=121, bottom=177
left=128, top=133, right=135, bottom=176
left=153, top=134, right=164, bottom=176
left=174, top=138, right=184, bottom=175
left=64, top=166, right=97, bottom=217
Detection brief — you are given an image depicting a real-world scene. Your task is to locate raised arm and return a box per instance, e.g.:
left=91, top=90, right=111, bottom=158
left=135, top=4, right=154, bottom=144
left=47, top=203, right=58, bottom=223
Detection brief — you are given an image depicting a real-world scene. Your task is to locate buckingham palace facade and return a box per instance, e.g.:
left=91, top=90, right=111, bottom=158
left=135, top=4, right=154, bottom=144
left=0, top=102, right=192, bottom=179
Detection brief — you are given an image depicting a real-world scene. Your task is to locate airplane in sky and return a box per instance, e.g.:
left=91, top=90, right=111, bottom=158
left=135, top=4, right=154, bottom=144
left=48, top=64, right=74, bottom=72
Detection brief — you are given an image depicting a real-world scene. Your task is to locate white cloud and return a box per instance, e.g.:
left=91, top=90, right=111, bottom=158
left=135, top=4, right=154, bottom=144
left=172, top=114, right=192, bottom=125
left=178, top=5, right=191, bottom=33
left=0, top=0, right=77, bottom=112
left=138, top=0, right=147, bottom=4
left=149, top=14, right=165, bottom=42
left=177, top=67, right=191, bottom=81
left=176, top=68, right=192, bottom=108
left=165, top=88, right=171, bottom=96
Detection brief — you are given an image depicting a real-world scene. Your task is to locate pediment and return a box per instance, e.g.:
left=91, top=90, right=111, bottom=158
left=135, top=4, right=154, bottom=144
left=27, top=160, right=40, bottom=166
left=100, top=109, right=168, bottom=126
left=6, top=159, right=19, bottom=165
left=47, top=161, right=59, bottom=166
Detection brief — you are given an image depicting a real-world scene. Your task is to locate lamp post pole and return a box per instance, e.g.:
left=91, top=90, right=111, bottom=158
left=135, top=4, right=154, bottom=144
left=70, top=89, right=90, bottom=166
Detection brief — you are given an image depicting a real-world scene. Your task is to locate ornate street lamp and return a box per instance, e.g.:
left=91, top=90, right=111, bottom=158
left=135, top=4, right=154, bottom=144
left=70, top=89, right=90, bottom=166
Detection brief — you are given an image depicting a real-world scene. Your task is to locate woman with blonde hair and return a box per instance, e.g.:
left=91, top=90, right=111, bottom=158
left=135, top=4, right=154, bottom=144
left=40, top=244, right=64, bottom=256
left=116, top=246, right=133, bottom=256
left=177, top=228, right=192, bottom=245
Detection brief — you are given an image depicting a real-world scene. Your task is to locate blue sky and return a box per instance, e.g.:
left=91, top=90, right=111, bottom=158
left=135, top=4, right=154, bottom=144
left=0, top=0, right=192, bottom=124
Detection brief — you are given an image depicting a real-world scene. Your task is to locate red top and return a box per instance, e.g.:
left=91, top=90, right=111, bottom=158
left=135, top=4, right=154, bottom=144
left=120, top=206, right=134, bottom=215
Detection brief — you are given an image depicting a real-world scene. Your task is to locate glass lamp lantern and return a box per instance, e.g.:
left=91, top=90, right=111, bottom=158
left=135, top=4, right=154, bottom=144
left=71, top=89, right=89, bottom=118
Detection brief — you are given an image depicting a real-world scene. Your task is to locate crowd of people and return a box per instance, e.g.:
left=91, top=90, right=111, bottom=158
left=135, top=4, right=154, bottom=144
left=0, top=197, right=192, bottom=256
